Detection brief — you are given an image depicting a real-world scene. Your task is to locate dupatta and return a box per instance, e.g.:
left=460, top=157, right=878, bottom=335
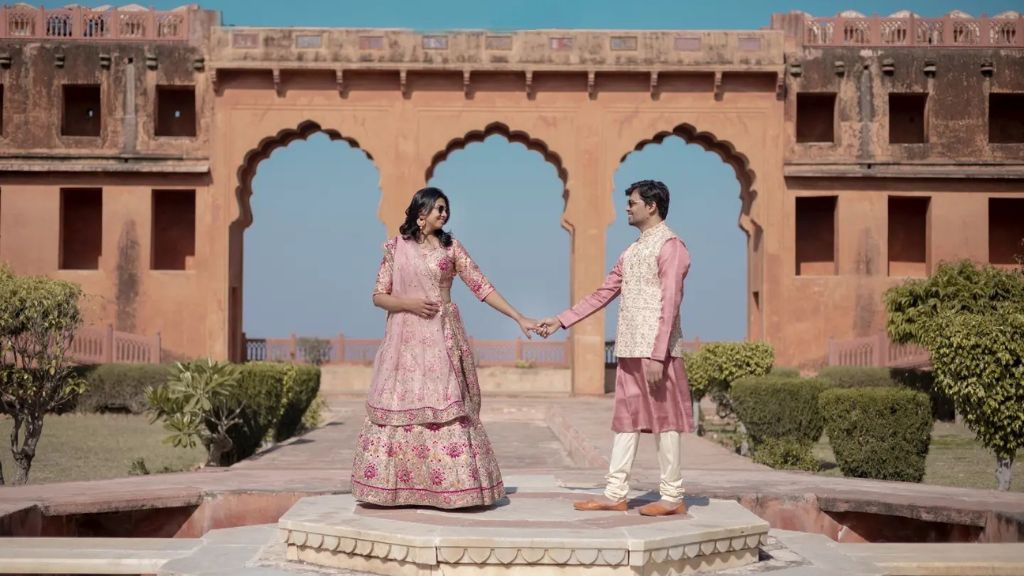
left=365, top=238, right=467, bottom=426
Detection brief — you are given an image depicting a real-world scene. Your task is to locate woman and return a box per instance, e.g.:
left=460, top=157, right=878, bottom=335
left=351, top=187, right=538, bottom=509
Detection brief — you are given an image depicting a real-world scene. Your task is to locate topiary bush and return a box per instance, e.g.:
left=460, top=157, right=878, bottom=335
left=819, top=387, right=932, bottom=482
left=73, top=364, right=173, bottom=414
left=221, top=363, right=286, bottom=464
left=686, top=342, right=774, bottom=416
left=274, top=364, right=321, bottom=442
left=730, top=376, right=830, bottom=470
left=816, top=366, right=893, bottom=389
left=816, top=366, right=955, bottom=422
left=751, top=438, right=819, bottom=471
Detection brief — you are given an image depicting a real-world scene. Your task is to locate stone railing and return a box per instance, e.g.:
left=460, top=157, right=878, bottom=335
left=827, top=332, right=929, bottom=368
left=68, top=324, right=162, bottom=365
left=802, top=13, right=1023, bottom=47
left=245, top=334, right=571, bottom=368
left=0, top=5, right=193, bottom=41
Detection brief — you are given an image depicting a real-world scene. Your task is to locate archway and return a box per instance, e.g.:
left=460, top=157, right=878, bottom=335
left=228, top=121, right=382, bottom=361
left=610, top=123, right=763, bottom=344
left=425, top=122, right=571, bottom=365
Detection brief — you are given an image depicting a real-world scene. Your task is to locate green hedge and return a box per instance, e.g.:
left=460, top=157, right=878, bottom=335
left=816, top=366, right=954, bottom=421
left=820, top=387, right=933, bottom=482
left=730, top=376, right=830, bottom=470
left=274, top=364, right=321, bottom=442
left=769, top=366, right=801, bottom=378
left=816, top=366, right=894, bottom=388
left=73, top=364, right=173, bottom=414
left=216, top=362, right=321, bottom=464
left=685, top=342, right=774, bottom=414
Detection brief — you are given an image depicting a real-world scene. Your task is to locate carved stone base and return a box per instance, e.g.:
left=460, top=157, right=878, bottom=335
left=279, top=491, right=770, bottom=575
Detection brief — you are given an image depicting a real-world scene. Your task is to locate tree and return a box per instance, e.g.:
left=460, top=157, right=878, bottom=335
left=296, top=337, right=331, bottom=366
left=0, top=267, right=85, bottom=485
left=146, top=359, right=245, bottom=466
left=886, top=261, right=1024, bottom=490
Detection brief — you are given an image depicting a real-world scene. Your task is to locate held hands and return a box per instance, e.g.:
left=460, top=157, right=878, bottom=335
left=516, top=317, right=542, bottom=340
left=535, top=317, right=562, bottom=339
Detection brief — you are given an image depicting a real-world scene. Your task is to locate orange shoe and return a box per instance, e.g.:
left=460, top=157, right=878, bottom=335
left=638, top=501, right=686, bottom=517
left=573, top=497, right=627, bottom=512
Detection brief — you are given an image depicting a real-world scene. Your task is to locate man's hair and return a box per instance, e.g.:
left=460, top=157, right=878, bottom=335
left=625, top=180, right=670, bottom=220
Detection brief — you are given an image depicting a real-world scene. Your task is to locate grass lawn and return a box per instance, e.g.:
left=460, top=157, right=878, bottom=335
left=812, top=420, right=1023, bottom=492
left=0, top=413, right=206, bottom=485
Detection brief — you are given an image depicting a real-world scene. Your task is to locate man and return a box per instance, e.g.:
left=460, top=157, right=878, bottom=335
left=538, top=179, right=693, bottom=517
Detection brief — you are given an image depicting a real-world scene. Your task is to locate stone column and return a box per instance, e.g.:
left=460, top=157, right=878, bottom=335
left=563, top=107, right=616, bottom=396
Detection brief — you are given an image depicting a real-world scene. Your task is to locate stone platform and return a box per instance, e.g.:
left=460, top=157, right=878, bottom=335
left=278, top=488, right=770, bottom=575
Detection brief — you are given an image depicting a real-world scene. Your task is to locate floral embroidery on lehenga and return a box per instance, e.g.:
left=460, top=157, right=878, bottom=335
left=352, top=237, right=505, bottom=509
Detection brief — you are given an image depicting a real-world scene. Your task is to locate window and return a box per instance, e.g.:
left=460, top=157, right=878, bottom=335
left=989, top=198, right=1024, bottom=266
left=155, top=86, right=197, bottom=137
left=796, top=92, right=836, bottom=143
left=888, top=196, right=930, bottom=276
left=0, top=84, right=5, bottom=136
left=889, top=93, right=928, bottom=144
left=152, top=189, right=196, bottom=270
left=795, top=196, right=837, bottom=275
left=989, top=93, right=1024, bottom=144
left=60, top=188, right=102, bottom=269
left=62, top=85, right=101, bottom=137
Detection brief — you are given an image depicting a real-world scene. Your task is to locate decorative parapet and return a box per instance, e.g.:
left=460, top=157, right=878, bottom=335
left=774, top=10, right=1024, bottom=48
left=0, top=3, right=196, bottom=42
left=209, top=28, right=785, bottom=71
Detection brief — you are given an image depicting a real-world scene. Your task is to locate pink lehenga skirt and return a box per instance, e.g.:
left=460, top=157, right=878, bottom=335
left=351, top=303, right=505, bottom=509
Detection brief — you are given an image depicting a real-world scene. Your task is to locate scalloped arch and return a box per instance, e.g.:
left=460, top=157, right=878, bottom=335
left=621, top=123, right=759, bottom=237
left=233, top=120, right=375, bottom=229
left=425, top=122, right=569, bottom=186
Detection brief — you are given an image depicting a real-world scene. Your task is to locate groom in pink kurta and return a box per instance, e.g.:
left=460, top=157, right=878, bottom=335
left=540, top=180, right=694, bottom=517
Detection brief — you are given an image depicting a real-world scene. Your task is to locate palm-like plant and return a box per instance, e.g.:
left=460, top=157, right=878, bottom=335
left=146, top=359, right=244, bottom=466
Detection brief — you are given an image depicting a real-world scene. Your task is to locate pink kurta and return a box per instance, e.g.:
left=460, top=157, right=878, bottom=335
left=558, top=238, right=694, bottom=434
left=351, top=237, right=505, bottom=509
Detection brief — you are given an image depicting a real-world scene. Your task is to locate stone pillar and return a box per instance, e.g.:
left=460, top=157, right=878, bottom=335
left=377, top=102, right=424, bottom=236
left=563, top=108, right=616, bottom=396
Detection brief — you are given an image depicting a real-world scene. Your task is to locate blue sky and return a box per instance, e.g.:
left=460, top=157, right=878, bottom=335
left=167, top=0, right=1017, bottom=342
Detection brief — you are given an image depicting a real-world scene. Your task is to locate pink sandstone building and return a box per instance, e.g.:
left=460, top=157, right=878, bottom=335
left=0, top=5, right=1022, bottom=394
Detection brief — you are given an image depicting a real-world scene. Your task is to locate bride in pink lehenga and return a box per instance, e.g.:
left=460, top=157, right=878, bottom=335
left=351, top=187, right=539, bottom=509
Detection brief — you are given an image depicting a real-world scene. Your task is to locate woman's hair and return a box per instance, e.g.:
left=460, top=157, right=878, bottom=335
left=399, top=187, right=453, bottom=247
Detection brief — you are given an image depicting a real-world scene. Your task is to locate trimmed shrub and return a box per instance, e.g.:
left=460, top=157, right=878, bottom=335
left=752, top=438, right=819, bottom=471
left=222, top=362, right=286, bottom=464
left=686, top=342, right=774, bottom=416
left=300, top=394, right=328, bottom=432
left=820, top=387, right=932, bottom=482
left=817, top=366, right=955, bottom=421
left=216, top=362, right=322, bottom=464
left=769, top=366, right=801, bottom=378
left=274, top=364, right=321, bottom=442
left=731, top=376, right=830, bottom=470
left=816, top=366, right=893, bottom=389
left=73, top=364, right=173, bottom=414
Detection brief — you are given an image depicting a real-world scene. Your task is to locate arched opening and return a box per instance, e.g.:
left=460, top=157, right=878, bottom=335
left=425, top=123, right=570, bottom=369
left=228, top=121, right=383, bottom=361
left=607, top=124, right=762, bottom=346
